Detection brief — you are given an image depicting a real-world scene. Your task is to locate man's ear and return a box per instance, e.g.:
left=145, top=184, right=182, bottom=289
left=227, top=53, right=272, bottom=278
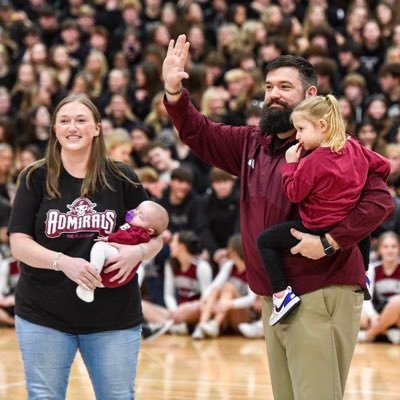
left=305, top=86, right=317, bottom=98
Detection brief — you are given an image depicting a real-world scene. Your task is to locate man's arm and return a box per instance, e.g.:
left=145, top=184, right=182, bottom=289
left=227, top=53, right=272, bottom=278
left=291, top=173, right=394, bottom=259
left=162, top=35, right=247, bottom=176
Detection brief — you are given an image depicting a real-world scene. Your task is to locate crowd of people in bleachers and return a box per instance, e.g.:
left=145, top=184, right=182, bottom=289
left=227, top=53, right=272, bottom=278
left=0, top=0, right=400, bottom=342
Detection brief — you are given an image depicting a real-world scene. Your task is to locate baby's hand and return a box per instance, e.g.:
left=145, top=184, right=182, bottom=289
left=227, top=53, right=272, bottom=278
left=285, top=143, right=302, bottom=163
left=95, top=236, right=108, bottom=242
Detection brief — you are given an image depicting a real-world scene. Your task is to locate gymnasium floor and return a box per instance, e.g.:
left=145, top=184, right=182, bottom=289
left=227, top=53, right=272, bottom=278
left=0, top=328, right=399, bottom=399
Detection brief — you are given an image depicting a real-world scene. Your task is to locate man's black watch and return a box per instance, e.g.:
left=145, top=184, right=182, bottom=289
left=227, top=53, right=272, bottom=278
left=320, top=234, right=336, bottom=256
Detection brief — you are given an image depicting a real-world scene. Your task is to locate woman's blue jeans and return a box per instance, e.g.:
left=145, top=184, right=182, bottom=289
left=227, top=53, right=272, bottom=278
left=15, top=316, right=141, bottom=400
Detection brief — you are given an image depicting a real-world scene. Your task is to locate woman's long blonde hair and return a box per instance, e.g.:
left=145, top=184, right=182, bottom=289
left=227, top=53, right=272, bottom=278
left=24, top=95, right=137, bottom=198
left=292, top=94, right=346, bottom=152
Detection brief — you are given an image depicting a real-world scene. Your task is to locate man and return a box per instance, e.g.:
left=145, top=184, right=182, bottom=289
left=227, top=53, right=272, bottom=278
left=162, top=35, right=393, bottom=400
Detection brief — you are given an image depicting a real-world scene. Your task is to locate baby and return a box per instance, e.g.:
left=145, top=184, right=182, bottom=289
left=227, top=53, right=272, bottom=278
left=77, top=200, right=169, bottom=302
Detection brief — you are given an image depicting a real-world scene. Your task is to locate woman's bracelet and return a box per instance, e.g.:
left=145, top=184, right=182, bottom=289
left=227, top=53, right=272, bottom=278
left=138, top=244, right=146, bottom=261
left=52, top=252, right=63, bottom=271
left=164, top=83, right=183, bottom=96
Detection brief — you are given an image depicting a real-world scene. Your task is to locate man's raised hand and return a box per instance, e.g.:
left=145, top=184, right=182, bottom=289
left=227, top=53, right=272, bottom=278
left=162, top=34, right=190, bottom=92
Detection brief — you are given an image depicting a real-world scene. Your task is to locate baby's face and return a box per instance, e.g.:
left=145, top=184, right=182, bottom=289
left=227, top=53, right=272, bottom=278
left=125, top=204, right=149, bottom=229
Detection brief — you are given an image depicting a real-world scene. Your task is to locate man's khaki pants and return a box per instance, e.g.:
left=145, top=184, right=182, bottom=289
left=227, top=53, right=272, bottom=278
left=263, top=285, right=363, bottom=400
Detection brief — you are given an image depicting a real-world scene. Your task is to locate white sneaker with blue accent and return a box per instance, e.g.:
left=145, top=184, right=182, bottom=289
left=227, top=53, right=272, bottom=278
left=269, top=286, right=301, bottom=326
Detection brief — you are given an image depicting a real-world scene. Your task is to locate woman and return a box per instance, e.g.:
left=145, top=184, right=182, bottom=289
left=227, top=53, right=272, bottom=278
left=8, top=95, right=162, bottom=399
left=192, top=233, right=257, bottom=339
left=141, top=230, right=213, bottom=339
left=17, top=105, right=51, bottom=157
left=358, top=231, right=400, bottom=344
left=164, top=230, right=213, bottom=334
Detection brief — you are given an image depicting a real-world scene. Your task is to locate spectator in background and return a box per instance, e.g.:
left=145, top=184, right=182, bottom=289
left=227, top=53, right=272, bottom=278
left=141, top=230, right=213, bottom=340
left=245, top=99, right=263, bottom=127
left=69, top=71, right=93, bottom=97
left=145, top=141, right=179, bottom=186
left=48, top=44, right=78, bottom=90
left=131, top=61, right=163, bottom=121
left=29, top=42, right=49, bottom=75
left=104, top=128, right=134, bottom=168
left=82, top=49, right=108, bottom=101
left=358, top=231, right=400, bottom=344
left=375, top=1, right=397, bottom=46
left=59, top=18, right=88, bottom=67
left=0, top=44, right=16, bottom=91
left=223, top=68, right=251, bottom=125
left=342, top=3, right=369, bottom=45
left=313, top=57, right=340, bottom=95
left=162, top=230, right=213, bottom=335
left=385, top=144, right=400, bottom=194
left=337, top=40, right=380, bottom=95
left=186, top=25, right=209, bottom=64
left=145, top=92, right=176, bottom=146
left=192, top=233, right=257, bottom=339
left=37, top=5, right=60, bottom=48
left=13, top=144, right=41, bottom=181
left=378, top=63, right=400, bottom=120
left=193, top=167, right=240, bottom=268
left=360, top=19, right=386, bottom=75
left=135, top=166, right=164, bottom=201
left=130, top=123, right=155, bottom=168
left=148, top=22, right=172, bottom=51
left=200, top=86, right=230, bottom=123
left=204, top=51, right=226, bottom=87
left=0, top=116, right=15, bottom=147
left=157, top=166, right=198, bottom=237
left=0, top=143, right=15, bottom=203
left=104, top=93, right=138, bottom=132
left=10, top=62, right=38, bottom=116
left=160, top=2, right=179, bottom=40
left=0, top=262, right=17, bottom=326
left=76, top=4, right=96, bottom=43
left=385, top=45, right=400, bottom=64
left=145, top=140, right=206, bottom=193
left=0, top=87, right=14, bottom=121
left=96, top=68, right=135, bottom=114
left=338, top=96, right=357, bottom=135
left=341, top=72, right=368, bottom=125
left=363, top=94, right=393, bottom=139
left=356, top=121, right=386, bottom=155
left=258, top=37, right=288, bottom=74
left=37, top=67, right=68, bottom=112
left=88, top=26, right=109, bottom=55
left=17, top=105, right=51, bottom=157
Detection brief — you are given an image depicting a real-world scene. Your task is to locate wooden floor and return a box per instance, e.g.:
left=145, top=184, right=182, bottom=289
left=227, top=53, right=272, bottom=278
left=0, top=327, right=399, bottom=399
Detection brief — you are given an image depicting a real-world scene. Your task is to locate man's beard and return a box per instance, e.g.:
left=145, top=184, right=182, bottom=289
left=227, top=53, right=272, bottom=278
left=259, top=102, right=294, bottom=136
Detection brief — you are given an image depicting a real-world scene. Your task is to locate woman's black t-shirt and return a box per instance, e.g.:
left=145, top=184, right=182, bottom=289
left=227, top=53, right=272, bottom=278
left=8, top=163, right=147, bottom=334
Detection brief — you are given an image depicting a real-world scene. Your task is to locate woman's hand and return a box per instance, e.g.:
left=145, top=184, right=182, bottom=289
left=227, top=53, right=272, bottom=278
left=102, top=243, right=142, bottom=284
left=58, top=254, right=102, bottom=291
left=162, top=34, right=190, bottom=92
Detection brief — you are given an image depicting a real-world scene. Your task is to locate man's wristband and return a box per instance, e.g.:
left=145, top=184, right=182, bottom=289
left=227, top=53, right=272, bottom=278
left=165, top=84, right=183, bottom=96
left=320, top=235, right=336, bottom=257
